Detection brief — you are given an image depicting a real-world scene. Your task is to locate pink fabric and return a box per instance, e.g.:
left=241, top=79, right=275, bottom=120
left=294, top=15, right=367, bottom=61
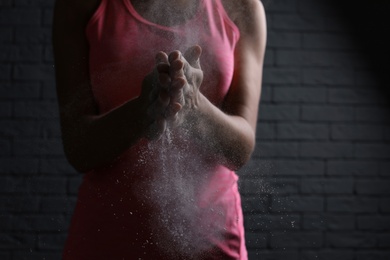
left=63, top=0, right=247, bottom=259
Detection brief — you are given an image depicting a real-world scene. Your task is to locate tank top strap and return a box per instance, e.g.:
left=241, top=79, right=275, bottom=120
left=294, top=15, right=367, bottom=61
left=206, top=0, right=240, bottom=40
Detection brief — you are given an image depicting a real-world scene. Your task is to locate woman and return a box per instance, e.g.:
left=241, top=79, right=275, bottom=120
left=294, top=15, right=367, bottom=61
left=53, top=0, right=266, bottom=259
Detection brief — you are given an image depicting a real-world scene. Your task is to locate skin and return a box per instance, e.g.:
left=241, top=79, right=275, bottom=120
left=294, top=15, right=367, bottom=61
left=52, top=0, right=266, bottom=172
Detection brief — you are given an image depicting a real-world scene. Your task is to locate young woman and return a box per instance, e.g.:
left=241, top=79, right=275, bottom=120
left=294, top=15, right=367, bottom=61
left=53, top=0, right=266, bottom=259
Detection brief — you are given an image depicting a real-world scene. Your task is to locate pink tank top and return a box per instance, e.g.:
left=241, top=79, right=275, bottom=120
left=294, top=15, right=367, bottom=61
left=63, top=0, right=247, bottom=259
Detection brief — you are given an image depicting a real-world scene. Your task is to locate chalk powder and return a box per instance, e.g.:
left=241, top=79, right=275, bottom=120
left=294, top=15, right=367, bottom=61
left=134, top=125, right=220, bottom=257
left=129, top=1, right=229, bottom=257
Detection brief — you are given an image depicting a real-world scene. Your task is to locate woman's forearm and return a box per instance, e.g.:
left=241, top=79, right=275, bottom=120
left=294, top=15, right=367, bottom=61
left=184, top=93, right=256, bottom=171
left=61, top=97, right=148, bottom=173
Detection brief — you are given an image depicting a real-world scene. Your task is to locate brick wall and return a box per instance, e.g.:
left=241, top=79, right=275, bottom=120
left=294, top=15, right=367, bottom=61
left=0, top=0, right=389, bottom=259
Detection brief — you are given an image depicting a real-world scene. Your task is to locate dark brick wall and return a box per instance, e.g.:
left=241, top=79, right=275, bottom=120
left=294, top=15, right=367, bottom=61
left=0, top=0, right=389, bottom=259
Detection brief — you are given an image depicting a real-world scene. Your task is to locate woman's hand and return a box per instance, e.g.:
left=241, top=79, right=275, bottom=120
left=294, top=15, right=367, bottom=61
left=167, top=45, right=204, bottom=125
left=139, top=51, right=184, bottom=140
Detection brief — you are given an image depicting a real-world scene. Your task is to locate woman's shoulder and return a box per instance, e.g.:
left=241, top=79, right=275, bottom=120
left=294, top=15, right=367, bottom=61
left=220, top=0, right=266, bottom=32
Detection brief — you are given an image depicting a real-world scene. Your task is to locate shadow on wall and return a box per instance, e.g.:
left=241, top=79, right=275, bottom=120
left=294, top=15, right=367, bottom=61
left=332, top=0, right=390, bottom=97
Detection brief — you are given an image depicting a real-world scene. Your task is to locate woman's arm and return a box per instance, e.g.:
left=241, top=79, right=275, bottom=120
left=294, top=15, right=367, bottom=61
left=171, top=0, right=267, bottom=171
left=52, top=0, right=171, bottom=172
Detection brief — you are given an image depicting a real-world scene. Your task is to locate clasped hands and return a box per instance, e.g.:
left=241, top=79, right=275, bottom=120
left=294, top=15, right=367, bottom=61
left=140, top=45, right=204, bottom=140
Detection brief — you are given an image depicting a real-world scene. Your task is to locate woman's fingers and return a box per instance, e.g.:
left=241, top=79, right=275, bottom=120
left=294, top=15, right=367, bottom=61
left=184, top=45, right=202, bottom=69
left=155, top=51, right=169, bottom=66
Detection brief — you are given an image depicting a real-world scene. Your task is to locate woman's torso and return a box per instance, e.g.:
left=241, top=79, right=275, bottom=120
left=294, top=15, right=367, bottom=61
left=63, top=0, right=246, bottom=259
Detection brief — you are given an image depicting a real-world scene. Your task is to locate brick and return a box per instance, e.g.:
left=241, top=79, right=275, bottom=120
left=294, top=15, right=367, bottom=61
left=297, top=0, right=336, bottom=15
left=276, top=50, right=362, bottom=67
left=44, top=44, right=53, bottom=62
left=301, top=105, right=354, bottom=122
left=40, top=158, right=77, bottom=175
left=357, top=215, right=390, bottom=231
left=0, top=158, right=39, bottom=174
left=274, top=160, right=325, bottom=176
left=303, top=33, right=354, bottom=50
left=262, top=68, right=301, bottom=84
left=326, top=232, right=376, bottom=248
left=268, top=177, right=300, bottom=195
left=14, top=101, right=59, bottom=118
left=242, top=196, right=270, bottom=213
left=263, top=0, right=297, bottom=12
left=331, top=124, right=384, bottom=141
left=355, top=106, right=390, bottom=123
left=245, top=232, right=267, bottom=249
left=260, top=85, right=272, bottom=102
left=299, top=142, right=353, bottom=159
left=15, top=0, right=55, bottom=7
left=380, top=162, right=390, bottom=177
left=301, top=178, right=354, bottom=194
left=15, top=215, right=66, bottom=232
left=0, top=253, right=10, bottom=260
left=379, top=198, right=390, bottom=213
left=0, top=64, right=11, bottom=79
left=303, top=214, right=355, bottom=231
left=327, top=197, right=377, bottom=213
left=0, top=140, right=11, bottom=155
left=0, top=44, right=42, bottom=62
left=270, top=231, right=322, bottom=249
left=0, top=196, right=40, bottom=212
left=0, top=176, right=32, bottom=193
left=0, top=9, right=41, bottom=25
left=240, top=178, right=274, bottom=195
left=276, top=123, right=328, bottom=140
left=303, top=68, right=355, bottom=85
left=377, top=233, right=390, bottom=248
left=41, top=80, right=57, bottom=99
left=43, top=8, right=53, bottom=25
left=0, top=0, right=13, bottom=6
left=38, top=233, right=67, bottom=250
left=0, top=102, right=12, bottom=117
left=245, top=214, right=300, bottom=231
left=259, top=104, right=300, bottom=121
left=13, top=251, right=63, bottom=260
left=15, top=28, right=51, bottom=43
left=0, top=27, right=12, bottom=43
left=272, top=14, right=324, bottom=31
left=355, top=180, right=390, bottom=195
left=355, top=70, right=379, bottom=86
left=40, top=197, right=75, bottom=213
left=238, top=159, right=276, bottom=177
left=254, top=141, right=299, bottom=158
left=271, top=196, right=324, bottom=212
left=30, top=177, right=67, bottom=194
left=0, top=82, right=40, bottom=99
left=273, top=87, right=327, bottom=103
left=13, top=64, right=55, bottom=81
left=355, top=144, right=390, bottom=159
left=355, top=251, right=390, bottom=260
left=0, top=120, right=40, bottom=137
left=0, top=215, right=14, bottom=230
left=267, top=32, right=301, bottom=48
left=301, top=250, right=354, bottom=260
left=328, top=88, right=388, bottom=105
left=248, top=250, right=300, bottom=260
left=385, top=128, right=390, bottom=142
left=327, top=161, right=379, bottom=176
left=68, top=176, right=82, bottom=195
left=0, top=234, right=36, bottom=249
left=40, top=119, right=62, bottom=137
left=13, top=139, right=64, bottom=156
left=263, top=50, right=274, bottom=66
left=256, top=122, right=276, bottom=140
